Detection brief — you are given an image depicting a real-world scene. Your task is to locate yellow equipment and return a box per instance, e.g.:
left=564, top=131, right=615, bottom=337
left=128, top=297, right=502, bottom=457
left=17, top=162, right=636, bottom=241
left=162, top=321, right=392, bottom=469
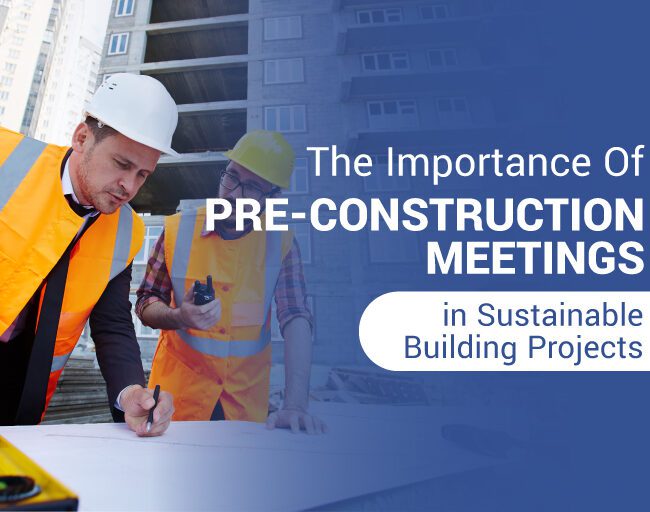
left=0, top=436, right=77, bottom=510
left=223, top=130, right=295, bottom=188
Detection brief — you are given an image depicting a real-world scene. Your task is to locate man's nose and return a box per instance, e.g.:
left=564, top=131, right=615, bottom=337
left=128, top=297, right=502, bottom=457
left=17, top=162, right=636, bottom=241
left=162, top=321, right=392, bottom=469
left=224, top=184, right=243, bottom=200
left=118, top=173, right=138, bottom=198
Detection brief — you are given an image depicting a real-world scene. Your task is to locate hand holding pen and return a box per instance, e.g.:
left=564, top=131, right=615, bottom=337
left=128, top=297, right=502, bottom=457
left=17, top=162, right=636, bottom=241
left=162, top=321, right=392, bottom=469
left=120, top=384, right=175, bottom=437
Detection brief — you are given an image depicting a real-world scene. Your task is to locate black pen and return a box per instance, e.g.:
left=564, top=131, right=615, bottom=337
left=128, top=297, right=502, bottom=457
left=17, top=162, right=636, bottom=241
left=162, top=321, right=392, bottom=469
left=146, top=384, right=160, bottom=433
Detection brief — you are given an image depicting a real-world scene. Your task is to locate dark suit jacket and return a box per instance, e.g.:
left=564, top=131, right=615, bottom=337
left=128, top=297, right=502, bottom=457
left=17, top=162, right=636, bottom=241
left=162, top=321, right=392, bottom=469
left=90, top=262, right=147, bottom=422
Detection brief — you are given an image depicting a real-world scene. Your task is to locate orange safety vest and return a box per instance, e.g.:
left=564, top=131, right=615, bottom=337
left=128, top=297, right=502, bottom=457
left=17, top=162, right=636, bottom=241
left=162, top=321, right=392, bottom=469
left=0, top=127, right=144, bottom=419
left=149, top=207, right=293, bottom=422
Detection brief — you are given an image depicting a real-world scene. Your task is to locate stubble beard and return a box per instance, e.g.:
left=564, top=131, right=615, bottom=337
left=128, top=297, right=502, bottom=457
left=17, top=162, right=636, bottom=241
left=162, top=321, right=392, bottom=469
left=77, top=150, right=120, bottom=214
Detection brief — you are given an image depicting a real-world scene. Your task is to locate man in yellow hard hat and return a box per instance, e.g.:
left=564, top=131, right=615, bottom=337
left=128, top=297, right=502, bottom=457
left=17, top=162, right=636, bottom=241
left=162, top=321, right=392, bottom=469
left=136, top=131, right=326, bottom=434
left=0, top=73, right=175, bottom=435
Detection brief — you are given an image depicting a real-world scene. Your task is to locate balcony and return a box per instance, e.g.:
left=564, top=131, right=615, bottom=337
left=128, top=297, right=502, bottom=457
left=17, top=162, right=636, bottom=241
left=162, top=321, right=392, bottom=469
left=144, top=64, right=247, bottom=104
left=145, top=23, right=248, bottom=63
left=343, top=65, right=547, bottom=100
left=342, top=13, right=540, bottom=53
left=132, top=161, right=226, bottom=215
left=348, top=124, right=558, bottom=154
left=172, top=109, right=246, bottom=154
left=150, top=0, right=248, bottom=24
left=343, top=18, right=484, bottom=53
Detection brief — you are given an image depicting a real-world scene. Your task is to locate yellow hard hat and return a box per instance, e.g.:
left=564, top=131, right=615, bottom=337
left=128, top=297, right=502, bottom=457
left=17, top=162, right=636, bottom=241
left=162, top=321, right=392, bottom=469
left=223, top=130, right=295, bottom=188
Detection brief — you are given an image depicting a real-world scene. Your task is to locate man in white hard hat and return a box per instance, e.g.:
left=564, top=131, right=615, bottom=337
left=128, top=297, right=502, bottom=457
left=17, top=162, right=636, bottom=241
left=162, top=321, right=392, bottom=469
left=0, top=73, right=177, bottom=436
left=136, top=131, right=327, bottom=434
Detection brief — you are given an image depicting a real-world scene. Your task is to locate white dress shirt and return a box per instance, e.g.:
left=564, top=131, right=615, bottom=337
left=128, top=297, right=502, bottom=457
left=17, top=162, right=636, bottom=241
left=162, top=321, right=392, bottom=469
left=61, top=160, right=99, bottom=237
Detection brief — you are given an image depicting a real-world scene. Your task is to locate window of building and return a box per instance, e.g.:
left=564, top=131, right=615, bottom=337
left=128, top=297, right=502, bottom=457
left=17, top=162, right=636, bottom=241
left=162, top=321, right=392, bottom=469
left=436, top=97, right=471, bottom=125
left=0, top=106, right=4, bottom=116
left=8, top=49, right=19, bottom=59
left=136, top=318, right=159, bottom=338
left=264, top=16, right=302, bottom=40
left=264, top=105, right=306, bottom=133
left=264, top=58, right=304, bottom=85
left=369, top=231, right=420, bottom=263
left=4, top=63, right=15, bottom=73
left=363, top=154, right=411, bottom=192
left=115, top=0, right=135, bottom=17
left=12, top=36, right=24, bottom=46
left=108, top=33, right=129, bottom=55
left=367, top=100, right=418, bottom=129
left=428, top=48, right=458, bottom=68
left=292, top=223, right=312, bottom=264
left=437, top=97, right=468, bottom=113
left=134, top=225, right=163, bottom=265
left=0, top=76, right=13, bottom=86
left=0, top=91, right=8, bottom=101
left=286, top=157, right=309, bottom=195
left=362, top=52, right=409, bottom=72
left=420, top=4, right=449, bottom=20
left=357, top=8, right=403, bottom=25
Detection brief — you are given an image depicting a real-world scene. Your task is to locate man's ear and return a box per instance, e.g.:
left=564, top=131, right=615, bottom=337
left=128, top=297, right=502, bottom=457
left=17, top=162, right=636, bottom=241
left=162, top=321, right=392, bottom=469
left=71, top=122, right=92, bottom=154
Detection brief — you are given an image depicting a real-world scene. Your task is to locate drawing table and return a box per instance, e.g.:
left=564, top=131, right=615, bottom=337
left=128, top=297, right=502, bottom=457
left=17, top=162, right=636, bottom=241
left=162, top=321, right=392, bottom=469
left=0, top=403, right=517, bottom=511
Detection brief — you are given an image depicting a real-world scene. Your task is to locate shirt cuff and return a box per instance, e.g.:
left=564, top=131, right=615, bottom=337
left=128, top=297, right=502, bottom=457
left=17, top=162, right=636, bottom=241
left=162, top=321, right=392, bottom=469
left=279, top=313, right=313, bottom=337
left=135, top=295, right=164, bottom=321
left=114, top=384, right=140, bottom=411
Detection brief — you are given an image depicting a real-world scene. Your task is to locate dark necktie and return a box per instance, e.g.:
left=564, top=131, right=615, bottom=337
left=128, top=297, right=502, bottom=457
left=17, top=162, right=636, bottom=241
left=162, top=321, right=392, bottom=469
left=14, top=248, right=71, bottom=424
left=64, top=193, right=96, bottom=217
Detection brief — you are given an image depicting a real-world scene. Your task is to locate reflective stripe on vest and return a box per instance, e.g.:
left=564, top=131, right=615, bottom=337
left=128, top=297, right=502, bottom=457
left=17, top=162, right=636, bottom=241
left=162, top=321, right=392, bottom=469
left=0, top=136, right=47, bottom=211
left=109, top=205, right=134, bottom=281
left=170, top=209, right=282, bottom=358
left=49, top=204, right=135, bottom=372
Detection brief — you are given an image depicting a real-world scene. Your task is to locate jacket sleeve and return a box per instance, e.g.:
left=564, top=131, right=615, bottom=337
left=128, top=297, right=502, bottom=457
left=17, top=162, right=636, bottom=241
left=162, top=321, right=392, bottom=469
left=89, top=263, right=146, bottom=422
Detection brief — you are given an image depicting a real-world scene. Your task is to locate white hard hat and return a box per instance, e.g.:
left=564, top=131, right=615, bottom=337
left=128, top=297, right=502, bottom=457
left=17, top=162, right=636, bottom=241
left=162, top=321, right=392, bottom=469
left=83, top=73, right=179, bottom=157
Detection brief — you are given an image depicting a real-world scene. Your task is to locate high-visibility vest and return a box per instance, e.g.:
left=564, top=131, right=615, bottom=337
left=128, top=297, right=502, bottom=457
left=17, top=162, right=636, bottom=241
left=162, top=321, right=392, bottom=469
left=0, top=127, right=144, bottom=419
left=149, top=207, right=293, bottom=422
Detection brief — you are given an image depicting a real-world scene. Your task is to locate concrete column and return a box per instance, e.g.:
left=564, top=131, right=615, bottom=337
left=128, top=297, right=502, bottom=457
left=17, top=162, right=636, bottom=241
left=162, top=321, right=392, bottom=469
left=129, top=0, right=153, bottom=65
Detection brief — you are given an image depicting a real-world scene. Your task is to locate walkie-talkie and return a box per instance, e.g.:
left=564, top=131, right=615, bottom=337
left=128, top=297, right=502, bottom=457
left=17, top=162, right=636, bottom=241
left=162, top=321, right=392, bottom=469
left=193, top=275, right=215, bottom=305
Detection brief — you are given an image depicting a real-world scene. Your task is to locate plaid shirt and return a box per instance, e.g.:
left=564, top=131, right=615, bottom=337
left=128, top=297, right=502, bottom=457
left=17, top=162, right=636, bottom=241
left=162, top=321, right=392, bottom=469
left=136, top=229, right=312, bottom=335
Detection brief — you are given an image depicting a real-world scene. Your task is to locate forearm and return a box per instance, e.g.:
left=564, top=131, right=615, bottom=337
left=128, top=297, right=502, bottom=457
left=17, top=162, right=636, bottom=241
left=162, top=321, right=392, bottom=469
left=282, top=317, right=312, bottom=410
left=140, top=300, right=186, bottom=330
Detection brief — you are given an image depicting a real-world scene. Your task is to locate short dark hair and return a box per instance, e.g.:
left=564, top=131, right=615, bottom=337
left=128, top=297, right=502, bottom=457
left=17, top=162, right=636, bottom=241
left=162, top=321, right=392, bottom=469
left=84, top=116, right=118, bottom=144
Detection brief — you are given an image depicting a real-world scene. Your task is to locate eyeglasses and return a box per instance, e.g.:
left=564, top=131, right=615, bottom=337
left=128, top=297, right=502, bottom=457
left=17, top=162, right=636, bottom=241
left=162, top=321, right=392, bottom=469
left=220, top=171, right=280, bottom=202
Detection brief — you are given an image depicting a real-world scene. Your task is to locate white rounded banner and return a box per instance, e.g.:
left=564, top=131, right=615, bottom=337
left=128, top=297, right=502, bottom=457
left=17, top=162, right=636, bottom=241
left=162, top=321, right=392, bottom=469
left=359, top=292, right=650, bottom=371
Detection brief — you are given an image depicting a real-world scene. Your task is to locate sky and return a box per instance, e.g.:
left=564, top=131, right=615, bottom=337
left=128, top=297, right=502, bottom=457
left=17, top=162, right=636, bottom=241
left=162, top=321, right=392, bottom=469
left=81, top=0, right=113, bottom=49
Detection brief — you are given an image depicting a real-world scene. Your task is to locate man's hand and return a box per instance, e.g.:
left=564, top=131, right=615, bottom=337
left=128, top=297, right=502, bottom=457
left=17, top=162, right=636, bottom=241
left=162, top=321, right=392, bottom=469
left=266, top=407, right=328, bottom=435
left=174, top=287, right=221, bottom=331
left=120, top=385, right=174, bottom=437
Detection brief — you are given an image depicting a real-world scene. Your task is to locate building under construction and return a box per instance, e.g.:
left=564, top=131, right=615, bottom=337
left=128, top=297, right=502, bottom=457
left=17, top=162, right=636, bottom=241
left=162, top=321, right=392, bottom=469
left=44, top=0, right=556, bottom=426
left=82, top=0, right=544, bottom=369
